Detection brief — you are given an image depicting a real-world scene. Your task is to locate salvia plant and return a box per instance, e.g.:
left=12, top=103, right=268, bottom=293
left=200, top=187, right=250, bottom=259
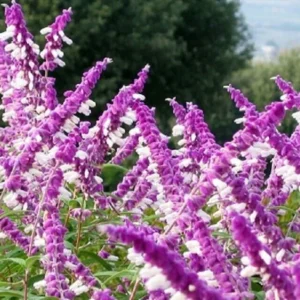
left=0, top=1, right=299, bottom=300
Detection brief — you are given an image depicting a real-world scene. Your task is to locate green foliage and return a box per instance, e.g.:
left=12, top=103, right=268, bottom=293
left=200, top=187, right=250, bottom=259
left=0, top=0, right=253, bottom=142
left=0, top=168, right=298, bottom=298
left=101, top=164, right=127, bottom=192
left=231, top=48, right=300, bottom=135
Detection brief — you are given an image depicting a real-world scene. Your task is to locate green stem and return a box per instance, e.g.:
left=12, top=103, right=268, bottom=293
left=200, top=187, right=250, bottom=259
left=75, top=195, right=87, bottom=253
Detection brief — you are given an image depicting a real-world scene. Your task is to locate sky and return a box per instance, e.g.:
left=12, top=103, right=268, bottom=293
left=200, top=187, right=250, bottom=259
left=240, top=0, right=300, bottom=58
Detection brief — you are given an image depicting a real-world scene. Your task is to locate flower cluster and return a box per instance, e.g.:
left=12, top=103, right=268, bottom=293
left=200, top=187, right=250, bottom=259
left=0, top=1, right=299, bottom=300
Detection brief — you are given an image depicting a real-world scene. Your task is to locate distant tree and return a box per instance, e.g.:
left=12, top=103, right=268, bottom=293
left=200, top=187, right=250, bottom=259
left=0, top=0, right=253, bottom=141
left=231, top=48, right=300, bottom=135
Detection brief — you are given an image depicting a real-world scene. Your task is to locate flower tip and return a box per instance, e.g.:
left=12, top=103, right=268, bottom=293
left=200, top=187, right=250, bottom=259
left=223, top=85, right=230, bottom=90
left=106, top=58, right=113, bottom=64
left=1, top=3, right=8, bottom=8
left=270, top=76, right=277, bottom=81
left=144, top=64, right=150, bottom=71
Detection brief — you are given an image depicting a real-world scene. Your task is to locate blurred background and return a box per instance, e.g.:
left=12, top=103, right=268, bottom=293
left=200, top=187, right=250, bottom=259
left=2, top=0, right=300, bottom=143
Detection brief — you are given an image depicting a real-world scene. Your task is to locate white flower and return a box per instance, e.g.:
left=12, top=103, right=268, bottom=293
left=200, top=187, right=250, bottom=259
left=40, top=49, right=47, bottom=59
left=107, top=255, right=119, bottom=261
left=234, top=117, right=246, bottom=124
left=94, top=176, right=103, bottom=184
left=63, top=119, right=77, bottom=133
left=250, top=211, right=257, bottom=223
left=0, top=232, right=7, bottom=239
left=70, top=115, right=80, bottom=124
left=172, top=124, right=185, bottom=137
left=133, top=93, right=145, bottom=101
left=120, top=116, right=133, bottom=125
left=54, top=58, right=65, bottom=67
left=241, top=256, right=251, bottom=265
left=65, top=261, right=77, bottom=271
left=3, top=193, right=18, bottom=208
left=292, top=111, right=300, bottom=123
left=103, top=118, right=111, bottom=136
left=60, top=164, right=73, bottom=172
left=179, top=158, right=192, bottom=168
left=113, top=127, right=125, bottom=137
left=219, top=186, right=232, bottom=198
left=185, top=240, right=201, bottom=254
left=82, top=126, right=99, bottom=139
left=34, top=236, right=45, bottom=247
left=59, top=186, right=72, bottom=200
left=62, top=35, right=73, bottom=45
left=33, top=280, right=46, bottom=289
left=40, top=27, right=52, bottom=35
left=140, top=264, right=161, bottom=279
left=54, top=131, right=68, bottom=141
left=127, top=248, right=144, bottom=265
left=276, top=249, right=285, bottom=262
left=136, top=146, right=151, bottom=157
left=227, top=203, right=246, bottom=213
left=11, top=77, right=28, bottom=89
left=64, top=171, right=80, bottom=184
left=170, top=292, right=187, bottom=300
left=177, top=139, right=186, bottom=147
left=86, top=99, right=96, bottom=107
left=247, top=142, right=276, bottom=158
left=108, top=132, right=124, bottom=146
left=5, top=42, right=17, bottom=52
left=191, top=133, right=196, bottom=141
left=259, top=250, right=272, bottom=265
left=212, top=178, right=227, bottom=191
left=207, top=195, right=220, bottom=207
left=70, top=280, right=89, bottom=295
left=197, top=209, right=211, bottom=222
left=24, top=224, right=34, bottom=234
left=145, top=274, right=171, bottom=291
left=146, top=173, right=160, bottom=182
left=125, top=109, right=137, bottom=121
left=241, top=265, right=259, bottom=277
left=78, top=102, right=91, bottom=116
left=75, top=150, right=88, bottom=160
left=0, top=30, right=14, bottom=41
left=197, top=270, right=218, bottom=286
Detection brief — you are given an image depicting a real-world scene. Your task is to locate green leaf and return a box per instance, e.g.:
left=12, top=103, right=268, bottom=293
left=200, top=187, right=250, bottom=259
left=78, top=251, right=112, bottom=270
left=101, top=164, right=127, bottom=191
left=278, top=191, right=300, bottom=234
left=0, top=258, right=26, bottom=267
left=0, top=288, right=57, bottom=300
left=0, top=210, right=24, bottom=219
left=102, top=270, right=137, bottom=284
left=28, top=274, right=45, bottom=288
left=253, top=291, right=265, bottom=300
left=0, top=288, right=23, bottom=298
left=212, top=231, right=231, bottom=239
left=26, top=255, right=41, bottom=270
left=0, top=281, right=23, bottom=288
left=64, top=240, right=75, bottom=250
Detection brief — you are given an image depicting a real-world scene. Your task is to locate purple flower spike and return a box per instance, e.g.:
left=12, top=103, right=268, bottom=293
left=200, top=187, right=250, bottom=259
left=40, top=8, right=73, bottom=71
left=231, top=212, right=295, bottom=300
left=105, top=225, right=227, bottom=300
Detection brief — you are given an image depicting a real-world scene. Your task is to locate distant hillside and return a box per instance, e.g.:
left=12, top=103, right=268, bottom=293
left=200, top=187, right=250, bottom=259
left=241, top=0, right=300, bottom=58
